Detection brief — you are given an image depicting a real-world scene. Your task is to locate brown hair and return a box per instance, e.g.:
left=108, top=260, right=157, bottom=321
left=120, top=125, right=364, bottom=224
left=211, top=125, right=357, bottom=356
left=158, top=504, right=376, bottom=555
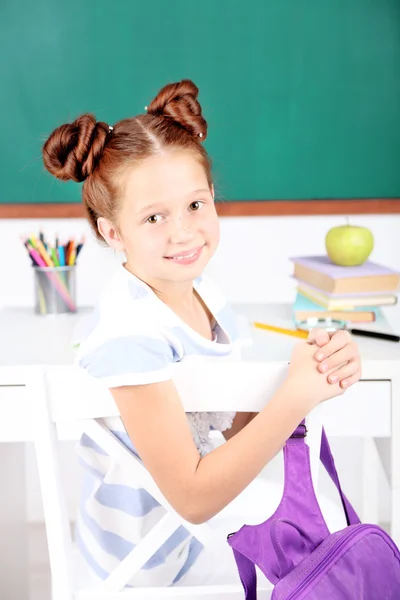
left=42, top=80, right=212, bottom=242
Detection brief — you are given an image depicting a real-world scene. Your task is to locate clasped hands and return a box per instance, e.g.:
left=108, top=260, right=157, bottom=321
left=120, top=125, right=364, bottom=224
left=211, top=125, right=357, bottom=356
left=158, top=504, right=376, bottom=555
left=307, top=328, right=362, bottom=389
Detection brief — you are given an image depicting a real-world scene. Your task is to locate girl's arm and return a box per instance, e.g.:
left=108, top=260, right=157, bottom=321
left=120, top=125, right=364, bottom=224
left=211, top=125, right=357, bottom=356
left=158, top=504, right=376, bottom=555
left=110, top=377, right=310, bottom=524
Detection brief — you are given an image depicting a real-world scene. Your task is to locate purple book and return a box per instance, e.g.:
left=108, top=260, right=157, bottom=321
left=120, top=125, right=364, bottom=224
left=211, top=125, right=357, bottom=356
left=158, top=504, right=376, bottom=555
left=289, top=255, right=400, bottom=279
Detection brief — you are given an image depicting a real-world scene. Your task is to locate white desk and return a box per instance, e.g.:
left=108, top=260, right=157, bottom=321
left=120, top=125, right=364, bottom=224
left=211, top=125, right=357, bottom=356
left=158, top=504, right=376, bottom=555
left=0, top=303, right=400, bottom=598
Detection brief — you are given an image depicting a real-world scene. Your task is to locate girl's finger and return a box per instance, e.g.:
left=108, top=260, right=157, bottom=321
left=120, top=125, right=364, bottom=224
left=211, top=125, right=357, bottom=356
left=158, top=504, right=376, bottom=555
left=314, top=330, right=353, bottom=361
left=318, top=346, right=355, bottom=373
left=307, top=328, right=331, bottom=347
left=326, top=363, right=362, bottom=386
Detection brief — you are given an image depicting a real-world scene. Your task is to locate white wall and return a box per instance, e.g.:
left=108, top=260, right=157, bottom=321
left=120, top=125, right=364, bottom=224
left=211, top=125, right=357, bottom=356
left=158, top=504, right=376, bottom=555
left=0, top=213, right=398, bottom=522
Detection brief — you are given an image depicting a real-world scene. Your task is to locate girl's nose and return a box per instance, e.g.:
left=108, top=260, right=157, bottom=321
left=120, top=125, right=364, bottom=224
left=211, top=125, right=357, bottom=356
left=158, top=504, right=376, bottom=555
left=169, top=217, right=194, bottom=244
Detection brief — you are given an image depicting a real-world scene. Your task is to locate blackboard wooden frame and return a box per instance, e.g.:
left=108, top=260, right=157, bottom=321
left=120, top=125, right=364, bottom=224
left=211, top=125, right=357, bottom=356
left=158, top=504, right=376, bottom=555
left=1, top=199, right=399, bottom=218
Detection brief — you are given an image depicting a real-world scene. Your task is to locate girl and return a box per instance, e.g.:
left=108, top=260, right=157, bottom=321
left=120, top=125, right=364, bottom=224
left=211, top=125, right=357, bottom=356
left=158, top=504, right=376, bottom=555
left=42, top=79, right=361, bottom=588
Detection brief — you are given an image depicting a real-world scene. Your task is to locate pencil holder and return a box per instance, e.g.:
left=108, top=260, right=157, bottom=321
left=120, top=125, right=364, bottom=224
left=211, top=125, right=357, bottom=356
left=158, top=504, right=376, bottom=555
left=33, top=266, right=77, bottom=315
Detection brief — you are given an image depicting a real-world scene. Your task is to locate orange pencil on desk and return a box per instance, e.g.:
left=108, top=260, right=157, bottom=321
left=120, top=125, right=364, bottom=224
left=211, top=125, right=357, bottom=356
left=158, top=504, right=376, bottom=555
left=253, top=322, right=308, bottom=339
left=66, top=239, right=74, bottom=265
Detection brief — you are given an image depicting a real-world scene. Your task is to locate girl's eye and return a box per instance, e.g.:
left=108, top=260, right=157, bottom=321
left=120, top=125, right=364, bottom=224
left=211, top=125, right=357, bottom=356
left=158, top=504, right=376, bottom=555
left=147, top=214, right=161, bottom=224
left=189, top=200, right=204, bottom=211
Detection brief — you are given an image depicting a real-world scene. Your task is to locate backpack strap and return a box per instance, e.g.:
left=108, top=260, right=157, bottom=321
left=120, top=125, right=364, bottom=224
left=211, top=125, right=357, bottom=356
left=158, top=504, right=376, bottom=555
left=320, top=427, right=360, bottom=526
left=231, top=547, right=257, bottom=600
left=229, top=424, right=360, bottom=598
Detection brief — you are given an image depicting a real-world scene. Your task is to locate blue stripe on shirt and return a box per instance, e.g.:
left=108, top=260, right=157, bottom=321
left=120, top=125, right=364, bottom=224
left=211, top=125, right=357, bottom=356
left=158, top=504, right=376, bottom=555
left=75, top=522, right=110, bottom=581
left=80, top=430, right=140, bottom=459
left=80, top=433, right=109, bottom=456
left=79, top=432, right=160, bottom=515
left=77, top=335, right=178, bottom=378
left=76, top=518, right=202, bottom=587
left=110, top=430, right=140, bottom=457
left=94, top=483, right=160, bottom=517
left=80, top=490, right=191, bottom=569
left=172, top=536, right=204, bottom=584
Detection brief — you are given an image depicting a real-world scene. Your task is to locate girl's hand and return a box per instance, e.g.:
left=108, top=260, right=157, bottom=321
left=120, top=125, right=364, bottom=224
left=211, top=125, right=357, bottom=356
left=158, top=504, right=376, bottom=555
left=307, top=328, right=362, bottom=389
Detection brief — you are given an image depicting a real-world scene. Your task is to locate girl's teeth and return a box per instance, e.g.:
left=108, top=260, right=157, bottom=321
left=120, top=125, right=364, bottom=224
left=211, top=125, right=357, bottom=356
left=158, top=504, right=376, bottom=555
left=172, top=251, right=196, bottom=260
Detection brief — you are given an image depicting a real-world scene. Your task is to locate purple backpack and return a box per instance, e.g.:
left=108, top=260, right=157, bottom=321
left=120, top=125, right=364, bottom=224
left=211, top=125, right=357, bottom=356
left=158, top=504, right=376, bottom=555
left=227, top=423, right=400, bottom=599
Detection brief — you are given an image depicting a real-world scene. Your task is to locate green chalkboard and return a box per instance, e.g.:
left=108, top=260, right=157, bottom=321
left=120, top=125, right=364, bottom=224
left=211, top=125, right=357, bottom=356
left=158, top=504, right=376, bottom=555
left=2, top=0, right=400, bottom=205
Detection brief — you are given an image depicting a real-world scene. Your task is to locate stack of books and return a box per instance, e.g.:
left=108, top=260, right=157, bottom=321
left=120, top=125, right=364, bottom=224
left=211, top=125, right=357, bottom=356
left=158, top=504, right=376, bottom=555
left=289, top=255, right=400, bottom=323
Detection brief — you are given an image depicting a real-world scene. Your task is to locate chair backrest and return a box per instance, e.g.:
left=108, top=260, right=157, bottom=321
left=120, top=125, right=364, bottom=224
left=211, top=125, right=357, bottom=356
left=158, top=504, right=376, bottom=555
left=24, top=361, right=324, bottom=599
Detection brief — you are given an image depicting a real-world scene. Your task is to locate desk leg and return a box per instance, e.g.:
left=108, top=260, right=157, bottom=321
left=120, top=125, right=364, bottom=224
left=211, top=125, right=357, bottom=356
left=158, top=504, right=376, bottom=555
left=0, top=443, right=29, bottom=599
left=391, top=377, right=400, bottom=545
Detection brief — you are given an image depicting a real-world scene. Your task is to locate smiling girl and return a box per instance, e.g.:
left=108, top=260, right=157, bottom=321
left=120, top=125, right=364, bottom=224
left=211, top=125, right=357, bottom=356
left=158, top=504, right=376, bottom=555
left=42, top=79, right=361, bottom=588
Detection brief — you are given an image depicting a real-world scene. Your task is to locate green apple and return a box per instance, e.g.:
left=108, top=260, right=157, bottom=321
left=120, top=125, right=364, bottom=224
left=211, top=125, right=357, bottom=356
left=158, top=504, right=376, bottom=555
left=325, top=225, right=374, bottom=266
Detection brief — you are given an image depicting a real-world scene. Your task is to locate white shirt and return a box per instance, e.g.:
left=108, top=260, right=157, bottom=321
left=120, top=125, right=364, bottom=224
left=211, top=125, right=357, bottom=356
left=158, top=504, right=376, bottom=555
left=74, top=265, right=239, bottom=587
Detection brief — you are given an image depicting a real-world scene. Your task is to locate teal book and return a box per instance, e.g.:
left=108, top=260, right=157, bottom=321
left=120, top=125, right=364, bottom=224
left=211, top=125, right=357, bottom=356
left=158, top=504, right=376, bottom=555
left=293, top=292, right=382, bottom=323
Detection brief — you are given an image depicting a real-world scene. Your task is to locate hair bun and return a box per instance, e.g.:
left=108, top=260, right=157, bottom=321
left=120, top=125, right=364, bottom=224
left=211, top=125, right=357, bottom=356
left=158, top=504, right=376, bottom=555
left=147, top=79, right=208, bottom=141
left=42, top=114, right=110, bottom=182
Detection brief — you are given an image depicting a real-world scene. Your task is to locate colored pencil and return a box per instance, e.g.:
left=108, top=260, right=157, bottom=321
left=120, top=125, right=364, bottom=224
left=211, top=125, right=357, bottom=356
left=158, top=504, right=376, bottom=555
left=21, top=230, right=84, bottom=314
left=66, top=239, right=74, bottom=265
left=28, top=234, right=37, bottom=248
left=68, top=248, right=76, bottom=266
left=253, top=321, right=309, bottom=339
left=58, top=245, right=65, bottom=266
left=26, top=243, right=76, bottom=311
left=51, top=247, right=60, bottom=267
left=35, top=239, right=54, bottom=267
left=75, top=235, right=86, bottom=260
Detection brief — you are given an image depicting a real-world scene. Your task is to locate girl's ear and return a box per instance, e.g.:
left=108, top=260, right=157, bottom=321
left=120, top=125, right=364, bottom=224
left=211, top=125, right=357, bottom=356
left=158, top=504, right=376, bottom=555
left=210, top=183, right=215, bottom=200
left=97, top=217, right=126, bottom=253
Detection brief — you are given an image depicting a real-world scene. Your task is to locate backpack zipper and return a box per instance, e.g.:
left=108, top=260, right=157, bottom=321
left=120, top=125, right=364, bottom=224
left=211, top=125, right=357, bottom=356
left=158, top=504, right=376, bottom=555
left=285, top=525, right=397, bottom=599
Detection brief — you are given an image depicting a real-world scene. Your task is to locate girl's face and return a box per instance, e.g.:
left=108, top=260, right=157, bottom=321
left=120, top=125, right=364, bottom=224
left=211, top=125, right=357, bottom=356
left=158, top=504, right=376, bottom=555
left=99, top=151, right=220, bottom=285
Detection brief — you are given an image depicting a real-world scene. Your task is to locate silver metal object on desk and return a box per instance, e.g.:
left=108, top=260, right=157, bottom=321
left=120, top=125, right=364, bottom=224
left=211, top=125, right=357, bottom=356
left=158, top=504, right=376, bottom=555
left=296, top=317, right=400, bottom=342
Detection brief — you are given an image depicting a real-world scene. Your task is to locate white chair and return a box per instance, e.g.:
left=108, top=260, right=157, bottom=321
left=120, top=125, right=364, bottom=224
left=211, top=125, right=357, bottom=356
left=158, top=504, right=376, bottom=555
left=26, top=361, right=346, bottom=600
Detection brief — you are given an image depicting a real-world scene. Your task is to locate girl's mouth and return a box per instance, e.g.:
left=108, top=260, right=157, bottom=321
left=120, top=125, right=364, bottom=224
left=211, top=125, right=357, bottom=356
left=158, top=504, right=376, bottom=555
left=164, top=245, right=204, bottom=265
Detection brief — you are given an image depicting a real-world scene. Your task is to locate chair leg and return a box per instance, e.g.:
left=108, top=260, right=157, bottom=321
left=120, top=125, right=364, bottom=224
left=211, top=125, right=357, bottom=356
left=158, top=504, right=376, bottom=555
left=362, top=437, right=379, bottom=524
left=0, top=443, right=29, bottom=600
left=29, top=369, right=74, bottom=600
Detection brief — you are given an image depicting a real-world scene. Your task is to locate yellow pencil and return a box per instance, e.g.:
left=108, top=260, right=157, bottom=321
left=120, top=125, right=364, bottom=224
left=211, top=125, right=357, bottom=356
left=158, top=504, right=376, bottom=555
left=253, top=321, right=309, bottom=339
left=28, top=233, right=38, bottom=248
left=35, top=239, right=54, bottom=267
left=68, top=248, right=76, bottom=266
